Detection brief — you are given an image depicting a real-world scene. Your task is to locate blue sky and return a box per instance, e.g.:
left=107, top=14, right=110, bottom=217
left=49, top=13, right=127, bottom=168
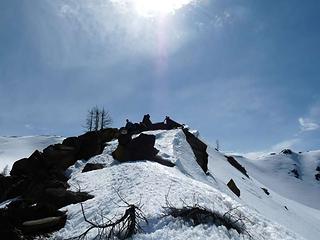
left=0, top=0, right=319, bottom=153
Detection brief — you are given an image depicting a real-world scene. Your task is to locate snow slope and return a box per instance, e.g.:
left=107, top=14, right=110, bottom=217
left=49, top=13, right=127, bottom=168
left=0, top=136, right=64, bottom=171
left=51, top=129, right=320, bottom=240
left=234, top=151, right=320, bottom=210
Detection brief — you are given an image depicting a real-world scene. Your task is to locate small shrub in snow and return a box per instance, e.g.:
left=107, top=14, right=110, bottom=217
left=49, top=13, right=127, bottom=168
left=162, top=189, right=252, bottom=237
left=71, top=188, right=148, bottom=240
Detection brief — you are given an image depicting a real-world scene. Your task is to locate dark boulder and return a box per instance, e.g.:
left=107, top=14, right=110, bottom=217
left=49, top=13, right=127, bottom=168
left=113, top=133, right=159, bottom=162
left=227, top=179, right=240, bottom=197
left=183, top=129, right=208, bottom=173
left=99, top=128, right=118, bottom=142
left=77, top=131, right=105, bottom=160
left=315, top=173, right=320, bottom=181
left=21, top=215, right=67, bottom=235
left=225, top=156, right=249, bottom=178
left=62, top=136, right=81, bottom=152
left=82, top=163, right=104, bottom=173
left=316, top=166, right=320, bottom=172
left=42, top=188, right=94, bottom=209
left=10, top=151, right=47, bottom=179
left=43, top=144, right=77, bottom=171
left=261, top=187, right=270, bottom=195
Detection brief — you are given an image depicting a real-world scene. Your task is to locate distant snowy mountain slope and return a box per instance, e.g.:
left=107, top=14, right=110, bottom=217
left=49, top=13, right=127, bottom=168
left=0, top=136, right=64, bottom=171
left=233, top=151, right=320, bottom=210
left=51, top=129, right=320, bottom=240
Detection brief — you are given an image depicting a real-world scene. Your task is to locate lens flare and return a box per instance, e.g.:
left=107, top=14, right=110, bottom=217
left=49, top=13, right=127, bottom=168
left=133, top=0, right=193, bottom=17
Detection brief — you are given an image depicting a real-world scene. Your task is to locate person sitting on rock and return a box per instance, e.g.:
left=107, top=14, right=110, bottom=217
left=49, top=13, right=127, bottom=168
left=125, top=119, right=134, bottom=132
left=141, top=114, right=152, bottom=130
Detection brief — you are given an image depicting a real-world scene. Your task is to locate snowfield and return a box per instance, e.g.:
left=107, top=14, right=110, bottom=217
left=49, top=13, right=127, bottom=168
left=1, top=130, right=319, bottom=239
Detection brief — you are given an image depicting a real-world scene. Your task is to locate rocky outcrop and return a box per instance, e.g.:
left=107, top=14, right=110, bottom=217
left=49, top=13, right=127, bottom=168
left=227, top=179, right=240, bottom=197
left=261, top=187, right=270, bottom=195
left=225, top=156, right=249, bottom=178
left=82, top=163, right=104, bottom=173
left=183, top=129, right=208, bottom=173
left=1, top=128, right=117, bottom=238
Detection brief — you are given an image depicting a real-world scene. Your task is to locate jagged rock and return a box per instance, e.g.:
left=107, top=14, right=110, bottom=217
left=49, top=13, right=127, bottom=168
left=42, top=188, right=94, bottom=209
left=10, top=151, right=47, bottom=179
left=62, top=136, right=81, bottom=152
left=82, top=163, right=104, bottom=173
left=113, top=133, right=159, bottom=162
left=261, top=187, right=270, bottom=195
left=43, top=144, right=77, bottom=170
left=270, top=152, right=276, bottom=155
left=183, top=129, right=208, bottom=173
left=315, top=173, right=320, bottom=181
left=281, top=149, right=293, bottom=155
left=77, top=131, right=105, bottom=160
left=227, top=179, right=240, bottom=197
left=316, top=166, right=320, bottom=171
left=225, top=156, right=249, bottom=178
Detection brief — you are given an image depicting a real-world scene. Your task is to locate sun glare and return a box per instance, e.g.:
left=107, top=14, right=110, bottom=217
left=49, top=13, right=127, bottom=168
left=133, top=0, right=193, bottom=17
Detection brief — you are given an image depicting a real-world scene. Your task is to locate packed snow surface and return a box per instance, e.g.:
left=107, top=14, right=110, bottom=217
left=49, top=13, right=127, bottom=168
left=50, top=129, right=319, bottom=240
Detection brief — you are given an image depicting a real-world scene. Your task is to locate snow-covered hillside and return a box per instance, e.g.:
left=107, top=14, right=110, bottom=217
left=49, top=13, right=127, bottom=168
left=234, top=151, right=320, bottom=210
left=47, top=129, right=319, bottom=240
left=0, top=136, right=64, bottom=171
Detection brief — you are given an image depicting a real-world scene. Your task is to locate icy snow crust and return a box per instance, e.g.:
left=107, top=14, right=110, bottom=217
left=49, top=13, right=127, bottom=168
left=52, top=130, right=316, bottom=240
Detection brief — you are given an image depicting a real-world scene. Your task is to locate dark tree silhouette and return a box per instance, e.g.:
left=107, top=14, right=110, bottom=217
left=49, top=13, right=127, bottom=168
left=85, top=106, right=112, bottom=132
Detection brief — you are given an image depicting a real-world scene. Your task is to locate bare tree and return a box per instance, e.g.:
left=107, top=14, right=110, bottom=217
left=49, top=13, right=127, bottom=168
left=94, top=106, right=100, bottom=131
left=100, top=107, right=112, bottom=130
left=85, top=106, right=112, bottom=132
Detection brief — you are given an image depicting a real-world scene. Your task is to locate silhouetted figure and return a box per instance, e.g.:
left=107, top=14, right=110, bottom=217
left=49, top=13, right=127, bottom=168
left=164, top=116, right=183, bottom=129
left=125, top=119, right=134, bottom=131
left=141, top=114, right=152, bottom=130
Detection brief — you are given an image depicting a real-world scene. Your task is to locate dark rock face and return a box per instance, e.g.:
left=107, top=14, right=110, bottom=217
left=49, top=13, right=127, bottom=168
left=113, top=134, right=159, bottom=162
left=225, top=156, right=249, bottom=178
left=281, top=149, right=293, bottom=155
left=43, top=144, right=77, bottom=171
left=183, top=129, right=208, bottom=173
left=82, top=163, right=104, bottom=173
left=315, top=173, right=320, bottom=181
left=10, top=151, right=47, bottom=179
left=316, top=166, right=320, bottom=172
left=261, top=187, right=270, bottom=195
left=227, top=179, right=240, bottom=197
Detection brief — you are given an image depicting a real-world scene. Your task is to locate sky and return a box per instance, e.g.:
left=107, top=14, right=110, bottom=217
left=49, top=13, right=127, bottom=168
left=0, top=0, right=319, bottom=154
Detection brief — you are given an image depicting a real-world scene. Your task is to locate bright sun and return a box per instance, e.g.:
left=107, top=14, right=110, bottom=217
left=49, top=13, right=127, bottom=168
left=133, top=0, right=193, bottom=17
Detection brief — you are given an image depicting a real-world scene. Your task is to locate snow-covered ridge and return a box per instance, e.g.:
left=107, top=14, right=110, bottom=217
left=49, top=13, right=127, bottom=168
left=53, top=129, right=319, bottom=240
left=1, top=131, right=319, bottom=239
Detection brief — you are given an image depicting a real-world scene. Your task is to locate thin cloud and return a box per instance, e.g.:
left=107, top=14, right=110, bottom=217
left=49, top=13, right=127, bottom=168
left=298, top=117, right=319, bottom=131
